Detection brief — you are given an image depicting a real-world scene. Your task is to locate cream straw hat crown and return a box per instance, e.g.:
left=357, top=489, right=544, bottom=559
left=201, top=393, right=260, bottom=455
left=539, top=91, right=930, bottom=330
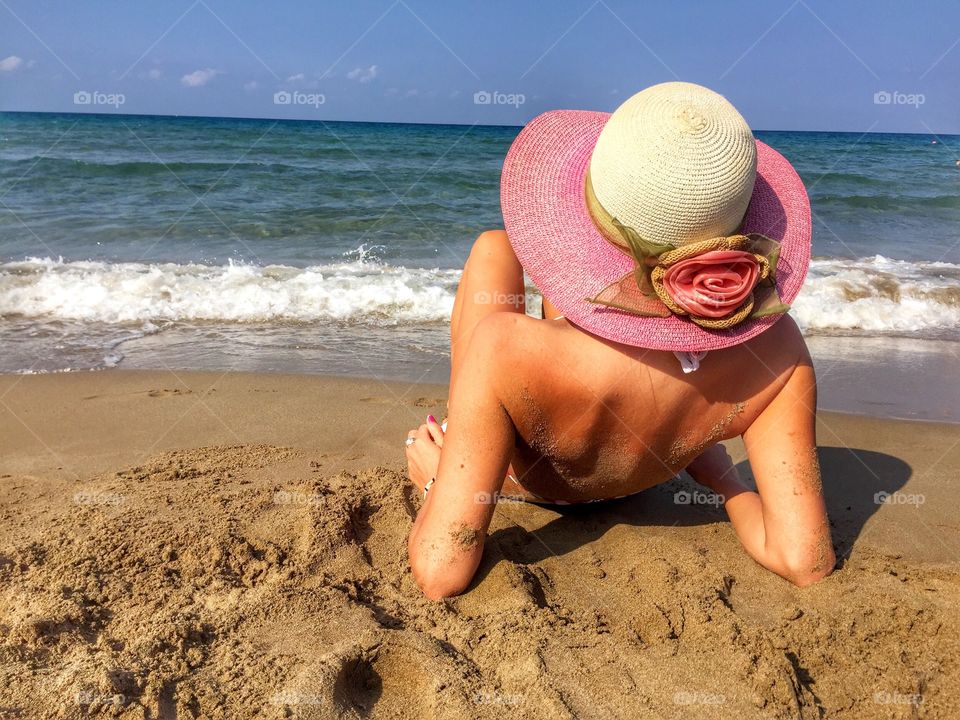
left=589, top=82, right=758, bottom=248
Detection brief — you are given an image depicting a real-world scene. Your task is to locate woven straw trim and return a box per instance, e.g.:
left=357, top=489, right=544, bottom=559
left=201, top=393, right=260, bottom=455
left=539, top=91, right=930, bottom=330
left=658, top=235, right=748, bottom=265
left=650, top=266, right=687, bottom=315
left=693, top=295, right=755, bottom=329
left=755, top=254, right=771, bottom=281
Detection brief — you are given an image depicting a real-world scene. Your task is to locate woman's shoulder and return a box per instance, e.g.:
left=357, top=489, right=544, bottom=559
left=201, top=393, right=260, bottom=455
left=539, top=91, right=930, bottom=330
left=737, top=314, right=811, bottom=373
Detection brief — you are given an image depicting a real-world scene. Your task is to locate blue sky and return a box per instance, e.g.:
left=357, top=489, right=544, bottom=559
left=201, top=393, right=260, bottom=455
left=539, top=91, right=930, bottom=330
left=1, top=0, right=958, bottom=133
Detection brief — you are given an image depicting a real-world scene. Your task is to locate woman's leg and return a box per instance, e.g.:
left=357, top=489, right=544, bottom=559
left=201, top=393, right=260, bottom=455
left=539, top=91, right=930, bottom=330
left=445, top=231, right=555, bottom=502
left=411, top=230, right=539, bottom=501
left=405, top=229, right=547, bottom=503
left=449, top=230, right=525, bottom=397
left=406, top=231, right=528, bottom=501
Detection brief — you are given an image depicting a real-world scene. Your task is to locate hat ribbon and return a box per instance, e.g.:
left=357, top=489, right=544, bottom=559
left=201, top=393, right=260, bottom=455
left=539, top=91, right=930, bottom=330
left=583, top=170, right=790, bottom=330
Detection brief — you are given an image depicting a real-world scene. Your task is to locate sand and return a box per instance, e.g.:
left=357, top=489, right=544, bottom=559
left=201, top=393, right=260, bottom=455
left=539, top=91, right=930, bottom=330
left=0, top=370, right=958, bottom=719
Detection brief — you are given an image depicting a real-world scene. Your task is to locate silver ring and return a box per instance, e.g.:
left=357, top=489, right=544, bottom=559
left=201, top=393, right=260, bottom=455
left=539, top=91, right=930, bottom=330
left=405, top=437, right=415, bottom=446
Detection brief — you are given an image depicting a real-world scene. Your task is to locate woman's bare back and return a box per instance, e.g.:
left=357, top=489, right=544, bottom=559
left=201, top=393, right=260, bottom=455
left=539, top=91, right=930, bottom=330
left=501, top=312, right=807, bottom=503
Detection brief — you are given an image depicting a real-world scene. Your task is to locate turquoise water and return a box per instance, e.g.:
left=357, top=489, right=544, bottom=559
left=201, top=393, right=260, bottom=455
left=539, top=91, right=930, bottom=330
left=3, top=113, right=959, bottom=266
left=0, top=114, right=508, bottom=268
left=1, top=112, right=959, bottom=407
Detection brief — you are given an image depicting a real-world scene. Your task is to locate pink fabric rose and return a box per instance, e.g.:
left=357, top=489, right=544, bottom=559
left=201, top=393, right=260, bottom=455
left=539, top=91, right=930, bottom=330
left=661, top=250, right=760, bottom=318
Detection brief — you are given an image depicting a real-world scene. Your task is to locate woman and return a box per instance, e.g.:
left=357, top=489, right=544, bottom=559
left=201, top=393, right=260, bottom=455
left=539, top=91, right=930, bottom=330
left=404, top=82, right=834, bottom=600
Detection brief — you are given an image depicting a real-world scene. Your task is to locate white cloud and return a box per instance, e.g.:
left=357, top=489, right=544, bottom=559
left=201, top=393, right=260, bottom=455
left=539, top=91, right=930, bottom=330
left=243, top=80, right=259, bottom=91
left=180, top=68, right=220, bottom=87
left=285, top=72, right=305, bottom=83
left=0, top=55, right=24, bottom=72
left=147, top=68, right=162, bottom=80
left=347, top=64, right=379, bottom=83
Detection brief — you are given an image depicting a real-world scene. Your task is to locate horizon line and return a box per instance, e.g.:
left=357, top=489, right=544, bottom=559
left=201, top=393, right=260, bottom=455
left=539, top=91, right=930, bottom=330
left=1, top=109, right=956, bottom=137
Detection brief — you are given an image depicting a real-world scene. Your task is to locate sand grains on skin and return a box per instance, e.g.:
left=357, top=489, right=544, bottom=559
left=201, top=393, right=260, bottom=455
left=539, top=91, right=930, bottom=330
left=451, top=523, right=482, bottom=550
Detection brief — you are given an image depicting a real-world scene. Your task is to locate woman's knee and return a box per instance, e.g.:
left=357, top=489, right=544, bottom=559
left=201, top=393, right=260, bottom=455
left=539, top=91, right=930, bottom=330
left=469, top=230, right=516, bottom=265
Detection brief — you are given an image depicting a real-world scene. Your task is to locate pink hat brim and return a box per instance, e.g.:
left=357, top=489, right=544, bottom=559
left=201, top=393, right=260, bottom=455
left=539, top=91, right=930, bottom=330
left=500, top=110, right=812, bottom=352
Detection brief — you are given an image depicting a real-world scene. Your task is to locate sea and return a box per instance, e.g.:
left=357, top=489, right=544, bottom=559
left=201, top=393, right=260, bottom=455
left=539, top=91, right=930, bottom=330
left=1, top=112, right=958, bottom=421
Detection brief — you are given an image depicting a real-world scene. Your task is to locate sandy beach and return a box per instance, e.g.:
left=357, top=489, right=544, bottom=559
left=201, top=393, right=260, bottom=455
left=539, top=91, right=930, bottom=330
left=0, top=369, right=957, bottom=719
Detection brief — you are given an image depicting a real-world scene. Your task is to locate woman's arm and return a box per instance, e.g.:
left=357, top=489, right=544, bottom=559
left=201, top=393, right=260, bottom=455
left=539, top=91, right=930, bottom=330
left=407, top=315, right=516, bottom=599
left=691, top=359, right=835, bottom=587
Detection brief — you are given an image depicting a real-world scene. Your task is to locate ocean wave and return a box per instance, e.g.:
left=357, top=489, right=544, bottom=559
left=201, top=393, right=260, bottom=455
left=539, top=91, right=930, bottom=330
left=794, top=256, right=960, bottom=336
left=0, top=258, right=459, bottom=324
left=1, top=256, right=958, bottom=338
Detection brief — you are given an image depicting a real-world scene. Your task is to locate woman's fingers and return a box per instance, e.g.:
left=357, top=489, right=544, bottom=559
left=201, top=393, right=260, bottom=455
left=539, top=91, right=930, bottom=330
left=406, top=416, right=444, bottom=447
left=404, top=419, right=444, bottom=493
left=424, top=415, right=444, bottom=447
left=406, top=415, right=443, bottom=454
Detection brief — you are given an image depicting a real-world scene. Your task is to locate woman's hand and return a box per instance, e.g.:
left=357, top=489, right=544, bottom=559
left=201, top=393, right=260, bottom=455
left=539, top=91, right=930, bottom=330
left=405, top=415, right=444, bottom=493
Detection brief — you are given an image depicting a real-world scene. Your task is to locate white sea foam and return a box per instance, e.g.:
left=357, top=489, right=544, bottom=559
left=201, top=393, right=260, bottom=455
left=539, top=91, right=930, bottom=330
left=0, top=257, right=460, bottom=324
left=1, top=255, right=958, bottom=338
left=793, top=255, right=960, bottom=336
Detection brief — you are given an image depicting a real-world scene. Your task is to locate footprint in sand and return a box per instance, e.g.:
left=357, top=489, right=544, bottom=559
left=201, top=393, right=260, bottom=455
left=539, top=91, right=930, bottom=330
left=359, top=396, right=446, bottom=408
left=147, top=388, right=194, bottom=398
left=412, top=397, right=445, bottom=408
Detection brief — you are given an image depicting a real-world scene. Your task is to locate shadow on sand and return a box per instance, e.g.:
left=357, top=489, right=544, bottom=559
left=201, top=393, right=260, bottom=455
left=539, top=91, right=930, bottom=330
left=481, top=446, right=911, bottom=575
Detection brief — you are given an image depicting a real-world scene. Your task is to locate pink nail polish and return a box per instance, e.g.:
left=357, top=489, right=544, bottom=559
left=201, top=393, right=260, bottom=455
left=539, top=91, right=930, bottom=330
left=427, top=415, right=436, bottom=424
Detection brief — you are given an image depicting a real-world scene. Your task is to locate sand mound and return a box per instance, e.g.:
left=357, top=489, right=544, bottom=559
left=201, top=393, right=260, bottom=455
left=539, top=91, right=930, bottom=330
left=1, top=446, right=957, bottom=718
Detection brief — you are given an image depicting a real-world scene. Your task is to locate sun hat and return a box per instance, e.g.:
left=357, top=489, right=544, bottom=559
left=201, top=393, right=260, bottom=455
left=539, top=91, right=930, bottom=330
left=500, top=81, right=811, bottom=352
